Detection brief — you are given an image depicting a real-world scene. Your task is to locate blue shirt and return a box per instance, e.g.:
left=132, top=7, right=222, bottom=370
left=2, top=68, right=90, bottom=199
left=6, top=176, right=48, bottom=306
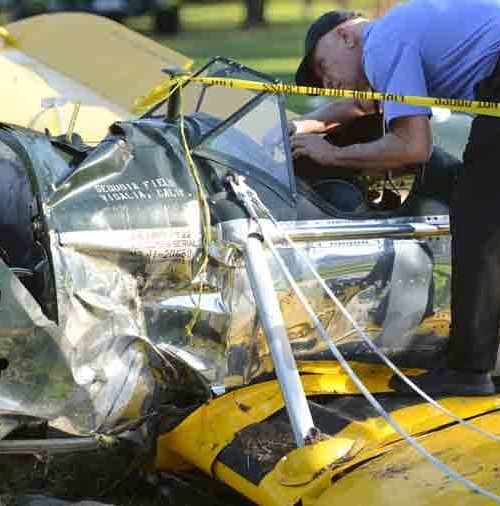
left=362, top=0, right=500, bottom=123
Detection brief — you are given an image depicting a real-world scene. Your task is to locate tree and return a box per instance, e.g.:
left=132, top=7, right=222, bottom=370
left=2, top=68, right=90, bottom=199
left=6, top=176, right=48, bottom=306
left=243, top=0, right=266, bottom=29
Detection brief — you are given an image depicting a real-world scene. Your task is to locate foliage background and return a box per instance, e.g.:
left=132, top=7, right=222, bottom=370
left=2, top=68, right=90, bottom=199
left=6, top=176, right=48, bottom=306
left=133, top=0, right=396, bottom=113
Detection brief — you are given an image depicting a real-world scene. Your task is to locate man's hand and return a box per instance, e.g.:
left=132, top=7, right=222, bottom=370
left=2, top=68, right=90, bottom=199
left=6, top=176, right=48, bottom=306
left=290, top=134, right=337, bottom=166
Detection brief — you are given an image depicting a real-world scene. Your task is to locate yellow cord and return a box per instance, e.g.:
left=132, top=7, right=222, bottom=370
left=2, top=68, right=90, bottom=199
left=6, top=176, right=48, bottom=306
left=178, top=85, right=212, bottom=338
left=0, top=27, right=16, bottom=48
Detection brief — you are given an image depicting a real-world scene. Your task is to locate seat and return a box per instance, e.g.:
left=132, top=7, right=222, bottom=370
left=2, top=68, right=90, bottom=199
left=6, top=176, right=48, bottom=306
left=396, top=145, right=461, bottom=217
left=293, top=112, right=461, bottom=219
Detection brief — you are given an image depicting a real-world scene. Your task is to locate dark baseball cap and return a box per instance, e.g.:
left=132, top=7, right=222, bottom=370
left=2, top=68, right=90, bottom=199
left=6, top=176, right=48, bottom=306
left=295, top=11, right=360, bottom=88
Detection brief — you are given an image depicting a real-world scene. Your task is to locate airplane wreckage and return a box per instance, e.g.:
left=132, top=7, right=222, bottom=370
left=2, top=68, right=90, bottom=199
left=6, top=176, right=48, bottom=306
left=1, top=12, right=500, bottom=506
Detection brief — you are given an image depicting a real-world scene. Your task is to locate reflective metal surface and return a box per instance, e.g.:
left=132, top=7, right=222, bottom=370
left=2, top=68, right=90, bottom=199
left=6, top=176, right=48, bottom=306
left=0, top=121, right=210, bottom=435
left=0, top=117, right=458, bottom=436
left=0, top=57, right=470, bottom=439
left=244, top=234, right=314, bottom=446
left=214, top=217, right=453, bottom=387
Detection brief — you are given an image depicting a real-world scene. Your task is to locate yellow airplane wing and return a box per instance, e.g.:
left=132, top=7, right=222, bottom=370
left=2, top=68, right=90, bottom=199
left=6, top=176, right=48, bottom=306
left=0, top=13, right=192, bottom=143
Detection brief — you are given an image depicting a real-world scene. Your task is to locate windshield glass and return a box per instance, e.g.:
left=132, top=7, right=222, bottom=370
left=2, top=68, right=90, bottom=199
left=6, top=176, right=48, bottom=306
left=149, top=58, right=294, bottom=196
left=150, top=58, right=267, bottom=131
left=195, top=93, right=292, bottom=192
left=183, top=58, right=294, bottom=195
left=184, top=59, right=265, bottom=120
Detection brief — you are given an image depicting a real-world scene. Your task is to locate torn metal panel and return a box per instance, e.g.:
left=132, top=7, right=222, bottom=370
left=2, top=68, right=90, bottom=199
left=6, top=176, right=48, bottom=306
left=0, top=55, right=469, bottom=441
left=0, top=115, right=456, bottom=434
left=0, top=259, right=80, bottom=421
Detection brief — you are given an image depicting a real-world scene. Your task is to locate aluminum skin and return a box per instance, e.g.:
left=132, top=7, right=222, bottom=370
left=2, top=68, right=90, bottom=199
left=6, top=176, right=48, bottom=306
left=0, top=57, right=473, bottom=432
left=0, top=46, right=495, bottom=506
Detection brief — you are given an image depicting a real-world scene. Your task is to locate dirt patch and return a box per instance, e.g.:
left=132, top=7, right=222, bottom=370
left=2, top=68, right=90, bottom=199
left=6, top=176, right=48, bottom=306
left=232, top=422, right=330, bottom=466
left=0, top=448, right=157, bottom=506
left=371, top=462, right=411, bottom=480
left=233, top=421, right=296, bottom=465
left=304, top=427, right=330, bottom=446
left=0, top=436, right=250, bottom=506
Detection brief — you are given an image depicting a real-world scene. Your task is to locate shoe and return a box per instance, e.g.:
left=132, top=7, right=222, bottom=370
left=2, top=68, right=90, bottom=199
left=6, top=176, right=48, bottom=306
left=389, top=368, right=495, bottom=396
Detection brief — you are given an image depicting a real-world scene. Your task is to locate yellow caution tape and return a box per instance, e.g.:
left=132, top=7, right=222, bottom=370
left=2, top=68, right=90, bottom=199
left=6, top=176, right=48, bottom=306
left=134, top=75, right=500, bottom=118
left=135, top=78, right=184, bottom=114
left=134, top=77, right=184, bottom=114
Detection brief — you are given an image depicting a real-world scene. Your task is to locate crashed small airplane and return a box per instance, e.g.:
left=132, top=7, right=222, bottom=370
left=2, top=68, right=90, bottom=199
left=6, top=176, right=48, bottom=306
left=0, top=12, right=499, bottom=506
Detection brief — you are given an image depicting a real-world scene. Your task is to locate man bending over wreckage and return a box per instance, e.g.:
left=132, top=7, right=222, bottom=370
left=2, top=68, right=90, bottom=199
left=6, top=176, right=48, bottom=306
left=288, top=0, right=500, bottom=395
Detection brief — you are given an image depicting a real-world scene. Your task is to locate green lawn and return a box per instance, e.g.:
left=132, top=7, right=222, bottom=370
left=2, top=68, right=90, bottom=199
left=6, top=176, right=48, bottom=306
left=130, top=0, right=382, bottom=112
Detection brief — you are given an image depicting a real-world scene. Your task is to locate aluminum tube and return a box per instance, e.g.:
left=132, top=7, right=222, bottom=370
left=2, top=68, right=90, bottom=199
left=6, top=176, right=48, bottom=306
left=0, top=437, right=101, bottom=455
left=244, top=234, right=314, bottom=447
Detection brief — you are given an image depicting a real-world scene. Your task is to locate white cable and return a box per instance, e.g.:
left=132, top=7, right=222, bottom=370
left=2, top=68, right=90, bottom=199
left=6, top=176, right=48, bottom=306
left=259, top=213, right=500, bottom=501
left=254, top=195, right=500, bottom=444
left=229, top=180, right=500, bottom=502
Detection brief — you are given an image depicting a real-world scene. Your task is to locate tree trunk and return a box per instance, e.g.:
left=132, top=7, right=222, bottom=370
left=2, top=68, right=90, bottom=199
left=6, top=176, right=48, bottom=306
left=243, top=0, right=266, bottom=28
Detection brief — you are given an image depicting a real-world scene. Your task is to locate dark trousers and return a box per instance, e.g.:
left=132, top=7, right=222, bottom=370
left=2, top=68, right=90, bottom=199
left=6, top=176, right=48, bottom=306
left=449, top=60, right=500, bottom=371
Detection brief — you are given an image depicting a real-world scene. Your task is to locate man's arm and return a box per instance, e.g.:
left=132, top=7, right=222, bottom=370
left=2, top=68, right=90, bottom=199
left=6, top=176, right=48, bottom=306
left=290, top=115, right=432, bottom=172
left=291, top=98, right=377, bottom=134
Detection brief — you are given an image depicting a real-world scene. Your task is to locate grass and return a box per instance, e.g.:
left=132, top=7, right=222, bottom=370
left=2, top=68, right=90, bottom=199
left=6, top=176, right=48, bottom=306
left=130, top=0, right=383, bottom=113
left=129, top=0, right=467, bottom=152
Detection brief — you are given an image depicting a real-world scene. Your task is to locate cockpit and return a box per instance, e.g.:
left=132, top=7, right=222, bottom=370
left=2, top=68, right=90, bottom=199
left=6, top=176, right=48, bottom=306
left=145, top=57, right=468, bottom=222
